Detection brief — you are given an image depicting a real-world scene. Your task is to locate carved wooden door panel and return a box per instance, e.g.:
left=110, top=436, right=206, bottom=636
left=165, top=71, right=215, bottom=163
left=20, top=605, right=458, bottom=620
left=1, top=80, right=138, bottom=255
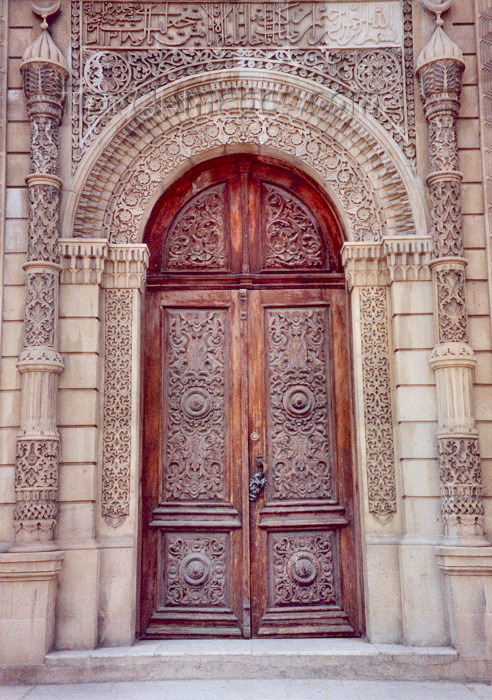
left=141, top=155, right=361, bottom=638
left=248, top=288, right=357, bottom=636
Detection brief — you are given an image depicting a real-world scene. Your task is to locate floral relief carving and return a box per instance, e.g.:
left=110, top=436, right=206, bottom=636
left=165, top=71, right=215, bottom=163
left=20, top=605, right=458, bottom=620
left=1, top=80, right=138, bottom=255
left=165, top=534, right=228, bottom=607
left=30, top=117, right=59, bottom=175
left=429, top=115, right=459, bottom=174
left=262, top=184, right=325, bottom=269
left=267, top=308, right=333, bottom=500
left=164, top=309, right=226, bottom=501
left=164, top=184, right=227, bottom=270
left=72, top=2, right=416, bottom=168
left=359, top=287, right=396, bottom=521
left=14, top=439, right=59, bottom=535
left=271, top=533, right=336, bottom=606
left=101, top=113, right=382, bottom=245
left=101, top=289, right=133, bottom=527
left=438, top=436, right=484, bottom=532
left=28, top=184, right=60, bottom=263
left=25, top=272, right=56, bottom=348
left=429, top=180, right=464, bottom=259
left=436, top=268, right=468, bottom=344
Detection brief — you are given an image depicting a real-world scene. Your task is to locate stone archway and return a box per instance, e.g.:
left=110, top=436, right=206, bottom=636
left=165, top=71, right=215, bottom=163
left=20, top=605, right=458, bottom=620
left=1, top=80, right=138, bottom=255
left=63, top=71, right=426, bottom=246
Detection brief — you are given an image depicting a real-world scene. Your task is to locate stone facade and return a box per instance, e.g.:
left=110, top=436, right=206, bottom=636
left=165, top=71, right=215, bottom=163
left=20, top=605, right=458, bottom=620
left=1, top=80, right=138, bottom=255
left=0, top=0, right=491, bottom=674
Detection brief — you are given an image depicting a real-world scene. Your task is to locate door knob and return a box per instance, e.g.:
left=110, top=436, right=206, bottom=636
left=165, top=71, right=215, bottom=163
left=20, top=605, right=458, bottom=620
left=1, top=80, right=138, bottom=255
left=249, top=453, right=267, bottom=502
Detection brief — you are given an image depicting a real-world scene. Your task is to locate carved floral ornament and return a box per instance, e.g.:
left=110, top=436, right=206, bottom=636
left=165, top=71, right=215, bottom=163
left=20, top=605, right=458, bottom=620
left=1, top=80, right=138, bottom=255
left=66, top=73, right=426, bottom=246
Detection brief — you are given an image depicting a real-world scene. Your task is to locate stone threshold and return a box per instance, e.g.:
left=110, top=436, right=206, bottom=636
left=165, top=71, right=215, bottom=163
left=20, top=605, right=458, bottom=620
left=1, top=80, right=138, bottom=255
left=2, top=638, right=491, bottom=684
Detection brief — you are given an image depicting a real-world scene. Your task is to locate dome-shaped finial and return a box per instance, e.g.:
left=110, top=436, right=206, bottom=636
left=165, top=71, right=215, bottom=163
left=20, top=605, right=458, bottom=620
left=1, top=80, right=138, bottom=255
left=20, top=28, right=68, bottom=73
left=417, top=0, right=464, bottom=72
left=422, top=0, right=453, bottom=27
left=31, top=0, right=60, bottom=30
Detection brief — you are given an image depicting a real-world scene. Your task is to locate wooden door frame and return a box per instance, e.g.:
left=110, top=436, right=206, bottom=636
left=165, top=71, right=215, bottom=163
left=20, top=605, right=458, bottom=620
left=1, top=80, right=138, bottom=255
left=137, top=154, right=365, bottom=639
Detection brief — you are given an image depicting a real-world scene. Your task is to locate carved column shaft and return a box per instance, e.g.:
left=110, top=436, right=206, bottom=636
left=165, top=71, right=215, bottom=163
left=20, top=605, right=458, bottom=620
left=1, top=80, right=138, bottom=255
left=417, top=13, right=485, bottom=541
left=14, top=35, right=68, bottom=547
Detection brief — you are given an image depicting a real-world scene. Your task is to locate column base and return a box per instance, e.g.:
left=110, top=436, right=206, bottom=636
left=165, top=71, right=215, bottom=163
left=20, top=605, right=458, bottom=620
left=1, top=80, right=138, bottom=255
left=437, top=546, right=492, bottom=658
left=0, top=550, right=63, bottom=664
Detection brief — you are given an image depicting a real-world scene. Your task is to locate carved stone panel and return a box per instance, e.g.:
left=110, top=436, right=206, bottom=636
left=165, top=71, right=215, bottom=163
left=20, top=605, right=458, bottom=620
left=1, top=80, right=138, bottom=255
left=164, top=309, right=227, bottom=500
left=266, top=307, right=333, bottom=500
left=71, top=1, right=415, bottom=168
left=359, top=287, right=397, bottom=521
left=164, top=533, right=229, bottom=608
left=262, top=184, right=324, bottom=269
left=270, top=532, right=337, bottom=607
left=164, top=184, right=227, bottom=270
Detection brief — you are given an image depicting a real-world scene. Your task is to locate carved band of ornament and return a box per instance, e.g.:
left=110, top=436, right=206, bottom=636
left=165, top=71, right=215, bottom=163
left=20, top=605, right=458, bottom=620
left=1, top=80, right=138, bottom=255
left=26, top=173, right=62, bottom=188
left=59, top=238, right=108, bottom=285
left=101, top=245, right=150, bottom=289
left=17, top=347, right=64, bottom=374
left=426, top=171, right=462, bottom=187
left=359, top=286, right=397, bottom=522
left=430, top=341, right=476, bottom=371
left=14, top=437, right=59, bottom=537
left=342, top=238, right=433, bottom=286
left=101, top=289, right=133, bottom=528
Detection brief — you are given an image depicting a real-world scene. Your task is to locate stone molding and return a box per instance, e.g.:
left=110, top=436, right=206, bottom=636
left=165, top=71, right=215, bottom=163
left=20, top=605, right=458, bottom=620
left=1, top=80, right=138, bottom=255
left=342, top=237, right=432, bottom=289
left=417, top=0, right=485, bottom=542
left=63, top=72, right=427, bottom=248
left=59, top=240, right=150, bottom=289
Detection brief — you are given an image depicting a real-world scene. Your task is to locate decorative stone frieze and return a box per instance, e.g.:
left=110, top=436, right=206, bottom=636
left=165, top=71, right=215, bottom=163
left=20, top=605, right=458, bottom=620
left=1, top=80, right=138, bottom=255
left=417, top=0, right=485, bottom=541
left=59, top=239, right=108, bottom=285
left=14, top=9, right=68, bottom=547
left=71, top=0, right=416, bottom=168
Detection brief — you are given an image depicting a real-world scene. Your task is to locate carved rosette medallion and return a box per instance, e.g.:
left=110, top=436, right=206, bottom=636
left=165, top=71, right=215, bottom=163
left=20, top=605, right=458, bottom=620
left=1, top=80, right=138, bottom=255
left=417, top=3, right=485, bottom=538
left=359, top=287, right=397, bottom=521
left=272, top=534, right=336, bottom=606
left=14, top=22, right=68, bottom=544
left=164, top=309, right=227, bottom=501
left=266, top=308, right=333, bottom=500
left=165, top=534, right=228, bottom=607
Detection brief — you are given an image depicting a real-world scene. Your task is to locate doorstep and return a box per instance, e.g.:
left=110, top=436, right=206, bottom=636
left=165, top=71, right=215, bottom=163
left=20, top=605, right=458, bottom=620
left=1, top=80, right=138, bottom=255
left=4, top=638, right=491, bottom=685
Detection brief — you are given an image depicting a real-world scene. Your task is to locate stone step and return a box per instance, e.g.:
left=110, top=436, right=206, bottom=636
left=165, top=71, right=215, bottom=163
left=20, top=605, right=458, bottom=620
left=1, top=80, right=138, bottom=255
left=4, top=638, right=487, bottom=685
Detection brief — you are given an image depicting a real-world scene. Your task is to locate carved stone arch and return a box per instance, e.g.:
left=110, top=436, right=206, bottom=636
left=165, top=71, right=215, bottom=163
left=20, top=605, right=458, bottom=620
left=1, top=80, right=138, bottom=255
left=63, top=71, right=427, bottom=244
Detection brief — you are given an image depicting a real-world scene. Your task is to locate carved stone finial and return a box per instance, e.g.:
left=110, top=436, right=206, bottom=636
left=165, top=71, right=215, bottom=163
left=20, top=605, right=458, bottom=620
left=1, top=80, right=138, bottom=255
left=417, top=0, right=464, bottom=73
left=20, top=28, right=68, bottom=75
left=31, top=0, right=60, bottom=30
left=422, top=0, right=452, bottom=27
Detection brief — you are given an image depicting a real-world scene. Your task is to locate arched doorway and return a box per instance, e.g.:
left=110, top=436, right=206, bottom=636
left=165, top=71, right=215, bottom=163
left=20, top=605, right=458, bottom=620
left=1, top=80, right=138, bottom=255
left=140, top=155, right=362, bottom=638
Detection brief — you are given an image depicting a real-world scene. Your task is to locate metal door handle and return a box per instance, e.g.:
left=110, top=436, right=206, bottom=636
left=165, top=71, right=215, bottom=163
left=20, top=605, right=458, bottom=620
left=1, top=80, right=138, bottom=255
left=249, top=453, right=267, bottom=501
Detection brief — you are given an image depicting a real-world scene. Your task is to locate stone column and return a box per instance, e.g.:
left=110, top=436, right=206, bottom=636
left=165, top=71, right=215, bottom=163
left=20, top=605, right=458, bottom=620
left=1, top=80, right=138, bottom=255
left=0, top=5, right=68, bottom=664
left=416, top=0, right=492, bottom=657
left=416, top=0, right=486, bottom=546
left=13, top=8, right=68, bottom=549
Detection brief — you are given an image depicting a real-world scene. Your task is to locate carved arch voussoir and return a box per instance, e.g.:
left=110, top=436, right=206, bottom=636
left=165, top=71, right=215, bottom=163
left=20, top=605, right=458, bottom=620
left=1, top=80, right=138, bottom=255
left=66, top=72, right=426, bottom=245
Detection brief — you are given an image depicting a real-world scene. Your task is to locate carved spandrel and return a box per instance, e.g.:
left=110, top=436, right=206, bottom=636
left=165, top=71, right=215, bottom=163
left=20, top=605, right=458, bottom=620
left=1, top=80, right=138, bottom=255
left=163, top=184, right=227, bottom=270
left=266, top=307, right=333, bottom=501
left=164, top=309, right=227, bottom=501
left=262, top=184, right=325, bottom=270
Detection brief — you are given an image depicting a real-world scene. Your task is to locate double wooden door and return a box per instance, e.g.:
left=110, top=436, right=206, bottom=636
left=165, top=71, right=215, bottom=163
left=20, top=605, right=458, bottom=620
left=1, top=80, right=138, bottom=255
left=140, top=156, right=361, bottom=638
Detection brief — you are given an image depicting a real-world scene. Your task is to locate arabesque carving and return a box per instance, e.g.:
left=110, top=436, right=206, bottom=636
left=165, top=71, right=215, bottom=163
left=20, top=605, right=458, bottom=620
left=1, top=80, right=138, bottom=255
left=267, top=308, right=333, bottom=500
left=164, top=309, right=227, bottom=501
left=359, top=286, right=397, bottom=522
left=71, top=1, right=415, bottom=167
left=438, top=436, right=484, bottom=533
left=263, top=184, right=324, bottom=269
left=101, top=289, right=133, bottom=527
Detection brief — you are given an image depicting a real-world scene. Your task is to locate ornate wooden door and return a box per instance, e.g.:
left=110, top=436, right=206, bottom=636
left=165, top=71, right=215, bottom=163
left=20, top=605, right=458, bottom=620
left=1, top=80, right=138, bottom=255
left=140, top=156, right=361, bottom=638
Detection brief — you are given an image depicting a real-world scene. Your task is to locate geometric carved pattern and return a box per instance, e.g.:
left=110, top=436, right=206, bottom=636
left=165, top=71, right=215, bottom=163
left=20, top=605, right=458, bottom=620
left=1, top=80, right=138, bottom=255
left=438, top=436, right=484, bottom=532
left=165, top=534, right=228, bottom=607
left=164, top=309, right=226, bottom=500
left=359, top=287, right=397, bottom=521
left=164, top=184, right=227, bottom=270
left=14, top=439, right=59, bottom=535
left=263, top=184, right=324, bottom=269
left=436, top=268, right=468, bottom=343
left=267, top=308, right=332, bottom=500
left=71, top=2, right=415, bottom=167
left=271, top=533, right=336, bottom=606
left=101, top=289, right=133, bottom=527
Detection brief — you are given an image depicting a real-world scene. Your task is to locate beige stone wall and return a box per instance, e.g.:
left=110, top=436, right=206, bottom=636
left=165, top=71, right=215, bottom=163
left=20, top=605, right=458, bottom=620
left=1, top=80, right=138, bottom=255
left=0, top=0, right=491, bottom=655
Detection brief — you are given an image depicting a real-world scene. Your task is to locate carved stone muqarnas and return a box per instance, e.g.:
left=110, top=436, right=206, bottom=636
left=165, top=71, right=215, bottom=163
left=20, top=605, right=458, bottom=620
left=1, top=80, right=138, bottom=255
left=14, top=27, right=68, bottom=546
left=417, top=1, right=485, bottom=541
